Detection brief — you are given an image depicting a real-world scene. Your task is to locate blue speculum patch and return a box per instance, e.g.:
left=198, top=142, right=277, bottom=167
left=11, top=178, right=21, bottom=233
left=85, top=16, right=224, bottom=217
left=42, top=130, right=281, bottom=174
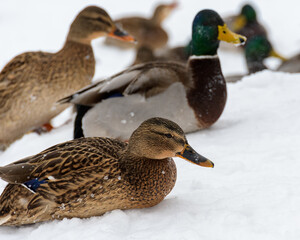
left=107, top=92, right=123, bottom=99
left=23, top=178, right=47, bottom=192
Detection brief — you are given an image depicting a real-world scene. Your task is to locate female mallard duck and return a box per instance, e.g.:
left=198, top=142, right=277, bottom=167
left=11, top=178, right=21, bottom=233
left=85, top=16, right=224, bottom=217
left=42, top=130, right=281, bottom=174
left=59, top=9, right=246, bottom=140
left=0, top=6, right=134, bottom=150
left=0, top=117, right=214, bottom=226
left=105, top=2, right=177, bottom=49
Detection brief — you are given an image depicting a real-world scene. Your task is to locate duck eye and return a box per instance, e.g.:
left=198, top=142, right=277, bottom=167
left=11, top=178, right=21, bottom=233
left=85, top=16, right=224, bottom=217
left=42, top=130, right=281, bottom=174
left=164, top=133, right=173, bottom=138
left=223, top=30, right=226, bottom=34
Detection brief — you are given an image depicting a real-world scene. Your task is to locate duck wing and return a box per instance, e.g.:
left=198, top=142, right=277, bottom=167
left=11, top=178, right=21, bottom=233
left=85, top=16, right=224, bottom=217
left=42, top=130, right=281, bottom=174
left=0, top=137, right=127, bottom=185
left=58, top=61, right=189, bottom=106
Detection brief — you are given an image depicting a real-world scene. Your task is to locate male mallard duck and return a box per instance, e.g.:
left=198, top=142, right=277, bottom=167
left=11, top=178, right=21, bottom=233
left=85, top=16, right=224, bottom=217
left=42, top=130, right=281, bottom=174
left=105, top=2, right=177, bottom=49
left=150, top=4, right=286, bottom=65
left=0, top=6, right=134, bottom=150
left=59, top=9, right=246, bottom=140
left=0, top=117, right=214, bottom=226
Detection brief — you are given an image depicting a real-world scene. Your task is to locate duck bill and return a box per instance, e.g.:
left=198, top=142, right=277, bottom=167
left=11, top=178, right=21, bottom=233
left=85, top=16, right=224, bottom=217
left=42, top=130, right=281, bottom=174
left=218, top=24, right=247, bottom=46
left=176, top=144, right=214, bottom=168
left=270, top=49, right=287, bottom=61
left=108, top=27, right=136, bottom=43
left=232, top=15, right=247, bottom=31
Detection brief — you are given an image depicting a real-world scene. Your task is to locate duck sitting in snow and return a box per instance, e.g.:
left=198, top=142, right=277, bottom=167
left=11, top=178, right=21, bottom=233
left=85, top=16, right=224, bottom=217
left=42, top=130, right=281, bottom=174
left=59, top=9, right=247, bottom=140
left=0, top=6, right=134, bottom=151
left=104, top=1, right=177, bottom=49
left=0, top=117, right=214, bottom=226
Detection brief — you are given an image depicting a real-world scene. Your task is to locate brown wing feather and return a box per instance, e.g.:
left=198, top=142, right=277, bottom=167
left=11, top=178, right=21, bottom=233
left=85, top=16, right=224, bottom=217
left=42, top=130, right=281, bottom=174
left=0, top=137, right=127, bottom=184
left=59, top=61, right=189, bottom=106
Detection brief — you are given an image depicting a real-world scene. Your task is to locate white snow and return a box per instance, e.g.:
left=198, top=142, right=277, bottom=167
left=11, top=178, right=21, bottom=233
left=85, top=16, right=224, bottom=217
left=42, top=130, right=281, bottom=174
left=1, top=0, right=300, bottom=239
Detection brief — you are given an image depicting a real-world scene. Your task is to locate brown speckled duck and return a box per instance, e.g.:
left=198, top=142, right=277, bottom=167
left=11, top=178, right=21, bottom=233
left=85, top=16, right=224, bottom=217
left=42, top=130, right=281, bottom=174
left=105, top=2, right=177, bottom=49
left=0, top=117, right=214, bottom=226
left=60, top=10, right=246, bottom=140
left=0, top=6, right=134, bottom=150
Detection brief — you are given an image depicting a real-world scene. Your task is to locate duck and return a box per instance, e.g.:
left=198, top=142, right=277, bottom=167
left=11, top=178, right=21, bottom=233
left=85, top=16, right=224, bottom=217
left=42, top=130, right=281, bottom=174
left=226, top=35, right=286, bottom=82
left=59, top=9, right=246, bottom=140
left=104, top=1, right=177, bottom=49
left=147, top=4, right=287, bottom=65
left=0, top=6, right=135, bottom=150
left=0, top=117, right=214, bottom=226
left=228, top=4, right=267, bottom=40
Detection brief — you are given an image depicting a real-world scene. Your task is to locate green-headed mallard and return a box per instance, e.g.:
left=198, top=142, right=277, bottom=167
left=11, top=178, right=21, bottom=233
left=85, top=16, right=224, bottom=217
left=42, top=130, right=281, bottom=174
left=105, top=2, right=177, bottom=49
left=59, top=9, right=246, bottom=140
left=0, top=6, right=135, bottom=150
left=145, top=4, right=286, bottom=65
left=0, top=117, right=214, bottom=226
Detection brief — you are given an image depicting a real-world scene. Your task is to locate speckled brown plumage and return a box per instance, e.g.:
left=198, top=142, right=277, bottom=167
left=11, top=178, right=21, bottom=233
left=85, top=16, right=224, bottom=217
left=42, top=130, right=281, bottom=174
left=105, top=2, right=177, bottom=49
left=0, top=117, right=213, bottom=226
left=0, top=6, right=134, bottom=150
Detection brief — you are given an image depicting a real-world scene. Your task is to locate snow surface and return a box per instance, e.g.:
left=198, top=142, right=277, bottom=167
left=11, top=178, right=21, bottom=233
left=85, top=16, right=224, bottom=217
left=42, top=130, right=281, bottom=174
left=1, top=0, right=300, bottom=239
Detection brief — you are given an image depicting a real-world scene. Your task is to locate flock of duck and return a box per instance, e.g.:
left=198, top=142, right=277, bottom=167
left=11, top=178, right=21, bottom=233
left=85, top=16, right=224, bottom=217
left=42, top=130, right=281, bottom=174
left=0, top=2, right=298, bottom=226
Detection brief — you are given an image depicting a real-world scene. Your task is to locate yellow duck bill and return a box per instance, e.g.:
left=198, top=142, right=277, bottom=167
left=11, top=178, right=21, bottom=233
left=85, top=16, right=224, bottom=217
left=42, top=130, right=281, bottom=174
left=176, top=144, right=214, bottom=168
left=218, top=24, right=247, bottom=46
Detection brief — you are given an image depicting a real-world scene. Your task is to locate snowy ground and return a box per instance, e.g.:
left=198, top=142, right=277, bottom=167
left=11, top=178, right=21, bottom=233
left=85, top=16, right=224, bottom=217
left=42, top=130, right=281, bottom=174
left=1, top=0, right=300, bottom=239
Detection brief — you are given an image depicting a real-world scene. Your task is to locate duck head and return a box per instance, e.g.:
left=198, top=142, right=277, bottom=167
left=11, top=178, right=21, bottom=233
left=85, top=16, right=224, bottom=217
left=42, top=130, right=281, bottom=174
left=233, top=4, right=257, bottom=31
left=67, top=6, right=135, bottom=44
left=128, top=117, right=214, bottom=168
left=190, top=9, right=246, bottom=56
left=152, top=2, right=178, bottom=25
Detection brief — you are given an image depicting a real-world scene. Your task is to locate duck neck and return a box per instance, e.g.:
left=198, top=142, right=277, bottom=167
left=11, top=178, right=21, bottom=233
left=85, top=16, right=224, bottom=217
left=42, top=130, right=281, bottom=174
left=190, top=30, right=219, bottom=56
left=151, top=9, right=165, bottom=25
left=119, top=152, right=177, bottom=200
left=186, top=55, right=227, bottom=127
left=59, top=40, right=95, bottom=70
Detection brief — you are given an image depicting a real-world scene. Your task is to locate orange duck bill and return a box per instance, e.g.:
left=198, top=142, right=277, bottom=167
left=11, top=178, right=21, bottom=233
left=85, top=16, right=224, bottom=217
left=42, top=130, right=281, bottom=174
left=108, top=27, right=136, bottom=42
left=176, top=143, right=214, bottom=168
